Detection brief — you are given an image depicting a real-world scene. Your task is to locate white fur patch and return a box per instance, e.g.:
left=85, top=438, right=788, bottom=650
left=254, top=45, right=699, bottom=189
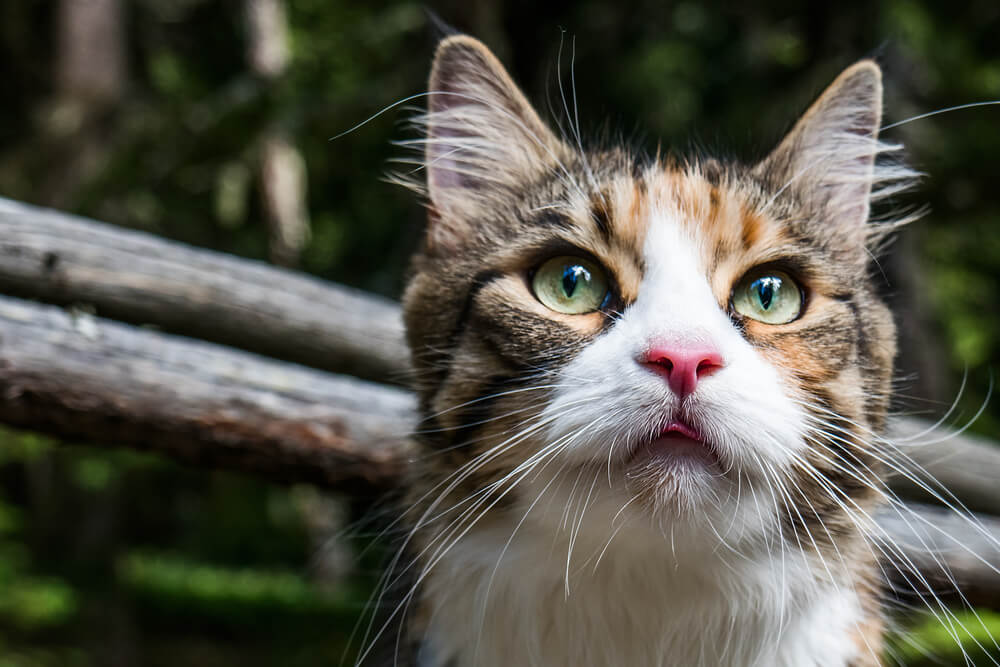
left=419, top=517, right=866, bottom=666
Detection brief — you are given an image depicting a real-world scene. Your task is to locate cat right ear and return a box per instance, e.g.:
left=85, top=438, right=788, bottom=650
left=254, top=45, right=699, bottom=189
left=419, top=35, right=564, bottom=249
left=753, top=61, right=912, bottom=257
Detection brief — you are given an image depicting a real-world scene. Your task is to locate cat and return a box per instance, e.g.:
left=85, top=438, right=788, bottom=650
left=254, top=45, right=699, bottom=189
left=375, top=34, right=928, bottom=666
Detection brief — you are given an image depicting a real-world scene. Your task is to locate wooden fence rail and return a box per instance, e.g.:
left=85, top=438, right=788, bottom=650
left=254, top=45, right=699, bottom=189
left=0, top=197, right=407, bottom=383
left=1, top=197, right=999, bottom=605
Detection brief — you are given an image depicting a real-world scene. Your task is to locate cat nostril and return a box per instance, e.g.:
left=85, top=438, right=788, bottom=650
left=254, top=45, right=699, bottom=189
left=641, top=345, right=724, bottom=399
left=696, top=357, right=722, bottom=377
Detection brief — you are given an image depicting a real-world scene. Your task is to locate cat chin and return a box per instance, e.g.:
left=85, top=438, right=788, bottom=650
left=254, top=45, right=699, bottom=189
left=516, top=461, right=776, bottom=563
left=624, top=459, right=728, bottom=517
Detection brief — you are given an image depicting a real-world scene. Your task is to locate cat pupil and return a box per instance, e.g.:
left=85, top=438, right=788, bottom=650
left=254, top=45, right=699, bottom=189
left=754, top=277, right=779, bottom=310
left=562, top=265, right=588, bottom=298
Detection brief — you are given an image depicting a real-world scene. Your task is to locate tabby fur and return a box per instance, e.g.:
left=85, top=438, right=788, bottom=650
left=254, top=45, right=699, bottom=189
left=383, top=35, right=919, bottom=667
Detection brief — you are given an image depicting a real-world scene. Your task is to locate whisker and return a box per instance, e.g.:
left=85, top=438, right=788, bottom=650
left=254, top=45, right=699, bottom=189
left=881, top=101, right=1000, bottom=131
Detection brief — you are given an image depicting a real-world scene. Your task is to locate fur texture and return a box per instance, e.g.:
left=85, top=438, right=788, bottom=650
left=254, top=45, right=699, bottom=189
left=378, top=35, right=923, bottom=667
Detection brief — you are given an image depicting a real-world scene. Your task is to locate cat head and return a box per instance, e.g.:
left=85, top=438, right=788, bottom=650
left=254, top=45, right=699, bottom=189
left=401, top=35, right=917, bottom=553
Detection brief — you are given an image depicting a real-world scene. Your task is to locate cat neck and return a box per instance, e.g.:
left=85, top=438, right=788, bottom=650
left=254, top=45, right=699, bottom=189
left=413, top=500, right=881, bottom=667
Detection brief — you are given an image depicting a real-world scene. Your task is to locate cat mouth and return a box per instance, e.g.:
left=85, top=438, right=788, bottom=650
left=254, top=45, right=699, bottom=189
left=626, top=420, right=721, bottom=469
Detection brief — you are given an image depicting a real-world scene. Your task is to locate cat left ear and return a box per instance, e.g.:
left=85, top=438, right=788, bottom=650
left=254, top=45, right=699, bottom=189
left=419, top=36, right=565, bottom=250
left=754, top=61, right=884, bottom=252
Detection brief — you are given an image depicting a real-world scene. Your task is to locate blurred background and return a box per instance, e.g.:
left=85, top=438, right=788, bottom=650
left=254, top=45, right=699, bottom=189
left=0, top=0, right=997, bottom=665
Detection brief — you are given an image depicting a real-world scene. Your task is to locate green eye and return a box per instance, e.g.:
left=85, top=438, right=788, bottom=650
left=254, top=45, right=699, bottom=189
left=532, top=256, right=609, bottom=314
left=732, top=269, right=802, bottom=324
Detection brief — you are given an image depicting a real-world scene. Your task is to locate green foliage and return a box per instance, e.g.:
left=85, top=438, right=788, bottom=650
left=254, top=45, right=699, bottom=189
left=0, top=427, right=371, bottom=663
left=890, top=610, right=1000, bottom=665
left=0, top=429, right=54, bottom=465
left=0, top=575, right=77, bottom=631
left=117, top=550, right=359, bottom=622
left=0, top=645, right=89, bottom=667
left=0, top=435, right=81, bottom=635
left=0, top=502, right=19, bottom=535
left=0, top=501, right=77, bottom=633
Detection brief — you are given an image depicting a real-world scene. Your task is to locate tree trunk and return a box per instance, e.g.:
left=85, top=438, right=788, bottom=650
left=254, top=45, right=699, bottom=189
left=245, top=0, right=310, bottom=267
left=40, top=0, right=126, bottom=208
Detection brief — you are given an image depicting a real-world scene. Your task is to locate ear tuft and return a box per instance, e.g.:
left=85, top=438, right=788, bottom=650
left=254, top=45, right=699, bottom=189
left=424, top=35, right=562, bottom=193
left=755, top=60, right=918, bottom=255
left=395, top=36, right=564, bottom=250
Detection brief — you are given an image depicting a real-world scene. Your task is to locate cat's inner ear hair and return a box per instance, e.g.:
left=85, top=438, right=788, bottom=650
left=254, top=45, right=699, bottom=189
left=412, top=35, right=566, bottom=248
left=754, top=60, right=914, bottom=256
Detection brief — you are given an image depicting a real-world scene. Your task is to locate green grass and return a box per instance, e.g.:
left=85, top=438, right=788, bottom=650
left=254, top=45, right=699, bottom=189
left=116, top=550, right=366, bottom=625
left=891, top=610, right=1000, bottom=666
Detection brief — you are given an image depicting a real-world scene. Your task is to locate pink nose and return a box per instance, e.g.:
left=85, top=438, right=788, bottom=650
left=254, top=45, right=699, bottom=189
left=640, top=344, right=724, bottom=399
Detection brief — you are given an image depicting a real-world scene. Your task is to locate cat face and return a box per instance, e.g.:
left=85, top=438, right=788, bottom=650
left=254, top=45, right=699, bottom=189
left=402, top=36, right=915, bottom=553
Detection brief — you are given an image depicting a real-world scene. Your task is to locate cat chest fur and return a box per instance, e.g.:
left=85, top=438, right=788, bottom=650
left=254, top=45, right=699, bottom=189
left=414, top=517, right=874, bottom=667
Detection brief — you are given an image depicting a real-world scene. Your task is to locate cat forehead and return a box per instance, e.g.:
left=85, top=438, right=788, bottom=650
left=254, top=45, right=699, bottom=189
left=526, top=162, right=805, bottom=302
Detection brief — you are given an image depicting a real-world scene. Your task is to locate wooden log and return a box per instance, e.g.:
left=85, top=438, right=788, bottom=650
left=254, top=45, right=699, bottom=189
left=886, top=418, right=1000, bottom=516
left=0, top=294, right=416, bottom=493
left=878, top=503, right=1000, bottom=610
left=1, top=293, right=1000, bottom=605
left=0, top=197, right=409, bottom=383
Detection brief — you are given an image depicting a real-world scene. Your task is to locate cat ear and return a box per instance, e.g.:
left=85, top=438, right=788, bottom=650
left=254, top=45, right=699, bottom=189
left=419, top=35, right=564, bottom=247
left=754, top=61, right=888, bottom=253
